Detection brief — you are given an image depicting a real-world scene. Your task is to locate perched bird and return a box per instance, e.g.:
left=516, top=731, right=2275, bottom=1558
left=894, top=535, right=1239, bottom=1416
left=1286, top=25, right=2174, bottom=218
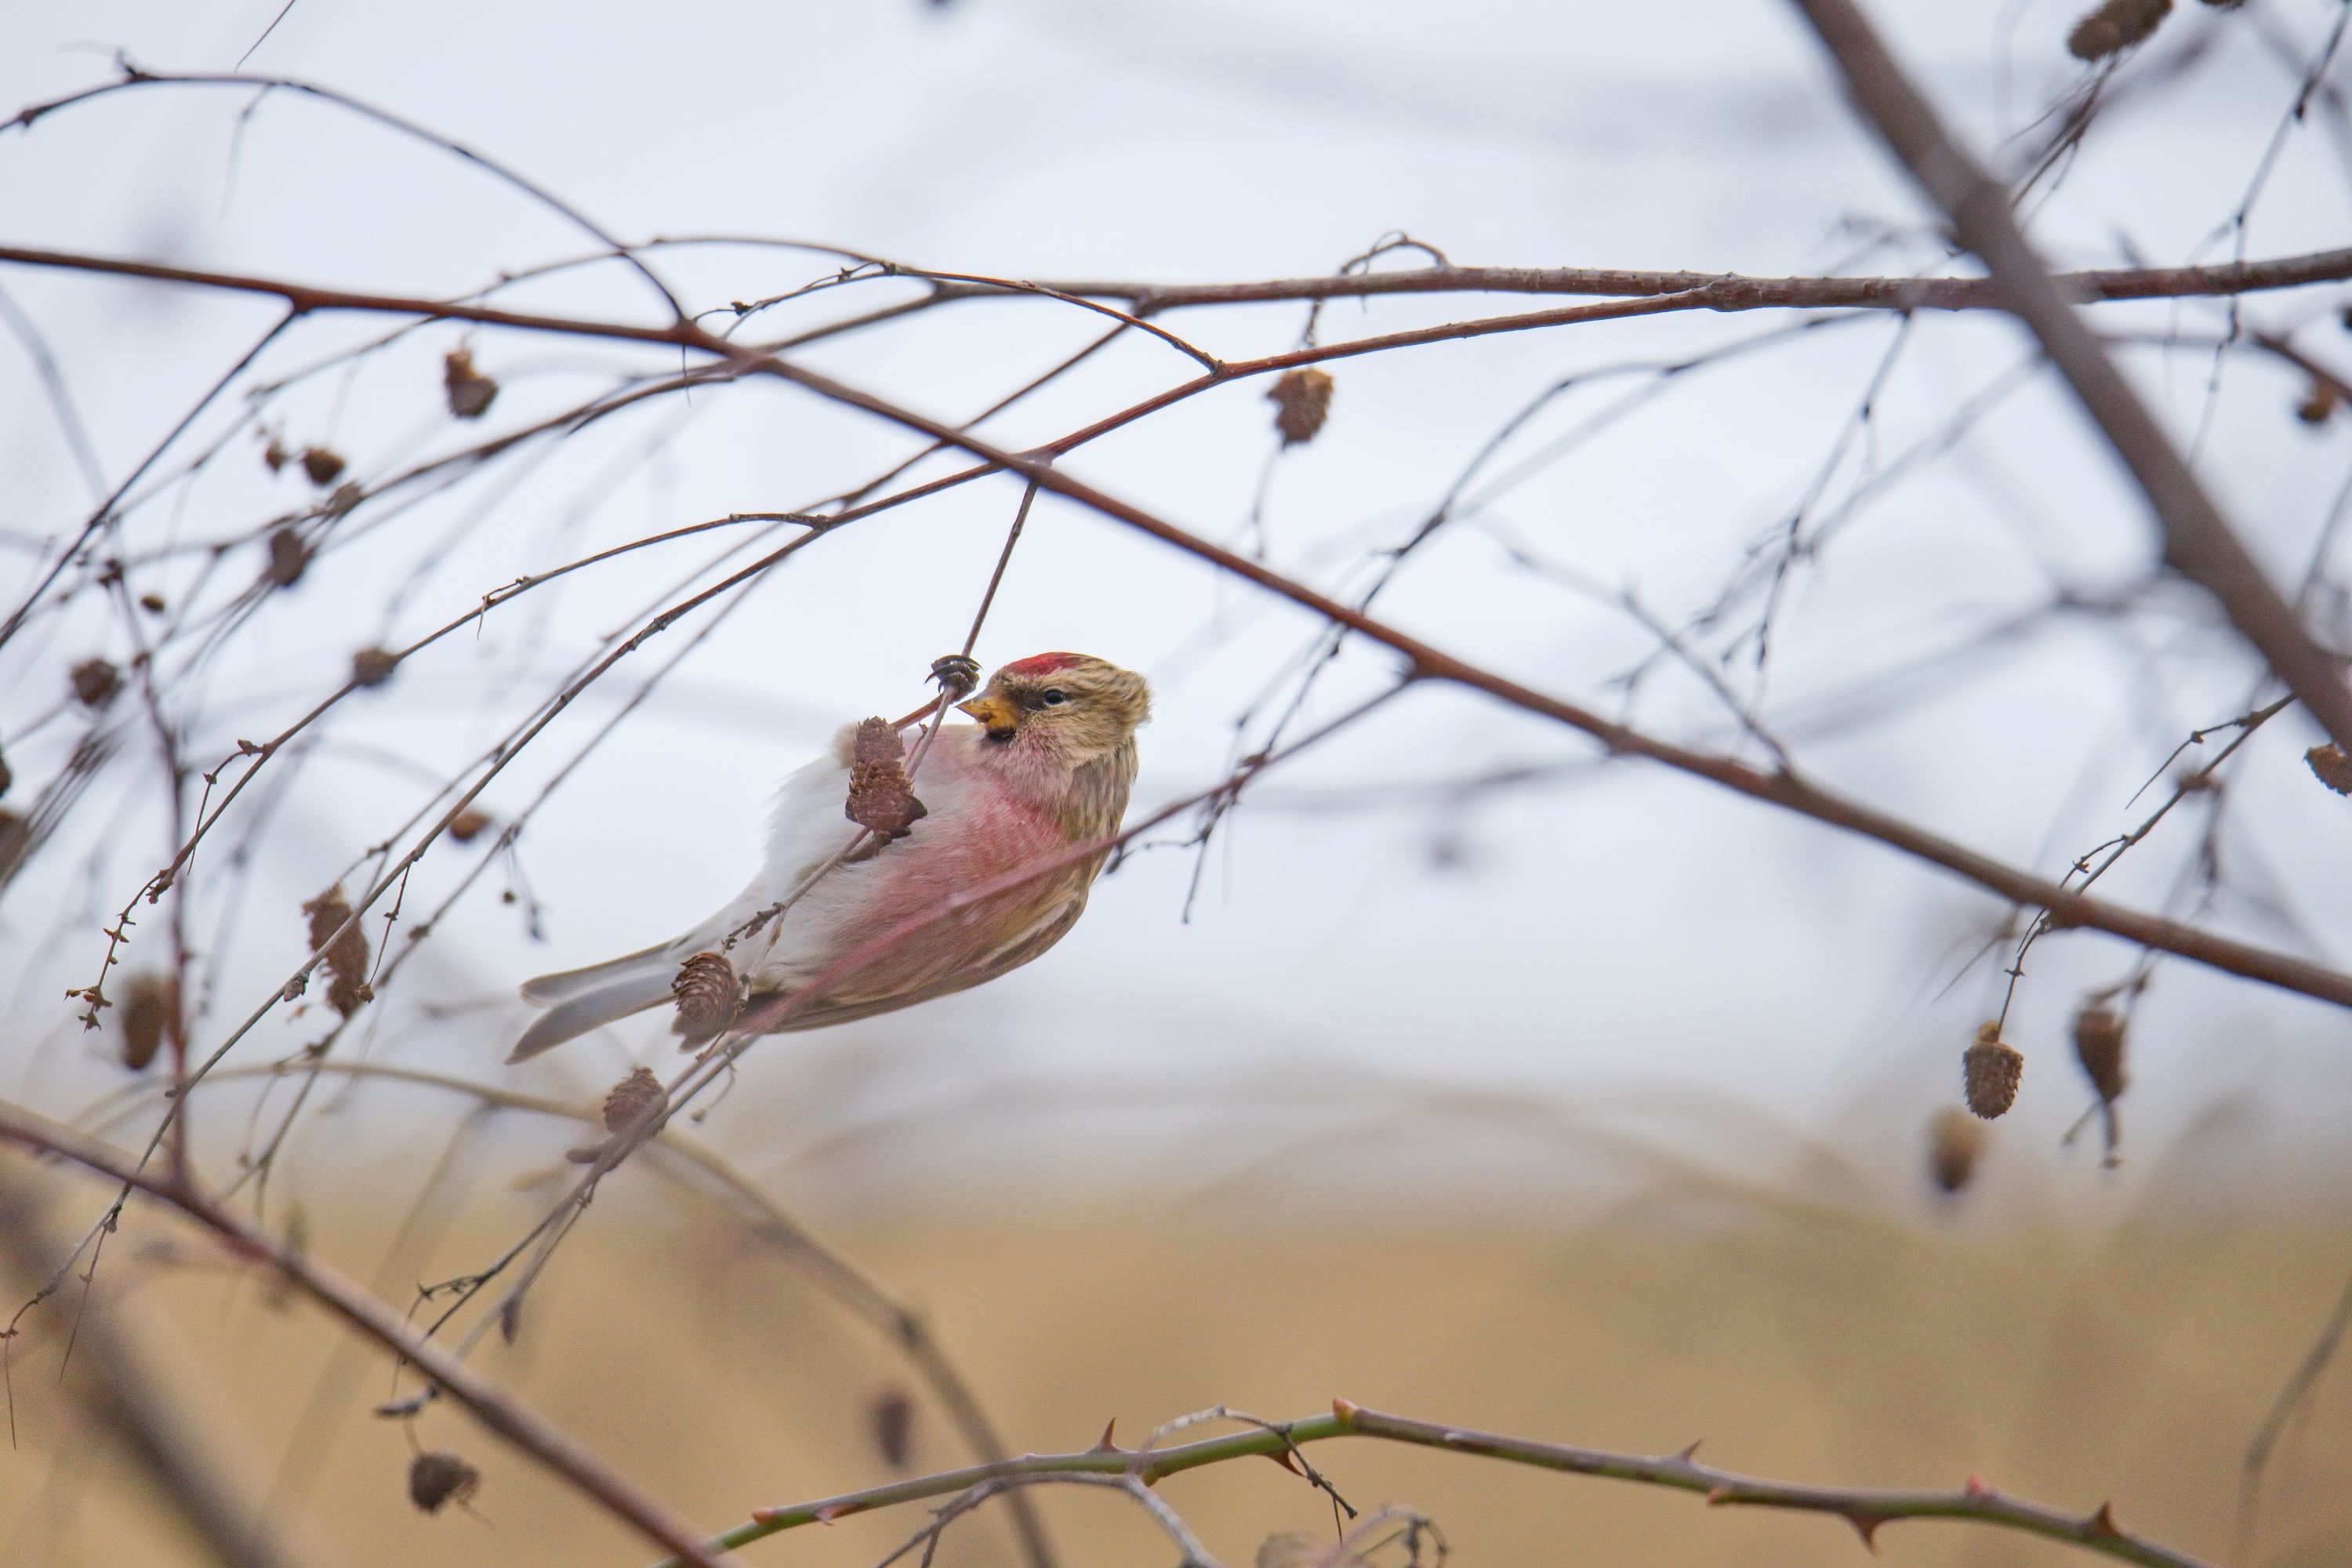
left=506, top=653, right=1149, bottom=1062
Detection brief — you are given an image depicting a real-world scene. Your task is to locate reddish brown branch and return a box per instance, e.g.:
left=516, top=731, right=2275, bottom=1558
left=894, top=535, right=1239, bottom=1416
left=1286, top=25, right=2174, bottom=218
left=724, top=347, right=2352, bottom=1012
left=1785, top=0, right=2352, bottom=755
left=0, top=1100, right=728, bottom=1568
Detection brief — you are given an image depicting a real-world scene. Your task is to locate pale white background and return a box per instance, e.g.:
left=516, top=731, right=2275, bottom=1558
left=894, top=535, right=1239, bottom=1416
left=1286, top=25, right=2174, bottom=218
left=5, top=0, right=2352, bottom=1207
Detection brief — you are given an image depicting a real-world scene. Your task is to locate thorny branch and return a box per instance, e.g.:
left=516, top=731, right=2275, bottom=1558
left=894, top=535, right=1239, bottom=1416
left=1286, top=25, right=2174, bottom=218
left=666, top=1399, right=2214, bottom=1568
left=0, top=1098, right=729, bottom=1568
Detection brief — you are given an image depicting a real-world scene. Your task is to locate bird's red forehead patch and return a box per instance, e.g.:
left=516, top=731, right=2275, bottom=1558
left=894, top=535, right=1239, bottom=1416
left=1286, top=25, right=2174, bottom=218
left=1002, top=652, right=1082, bottom=677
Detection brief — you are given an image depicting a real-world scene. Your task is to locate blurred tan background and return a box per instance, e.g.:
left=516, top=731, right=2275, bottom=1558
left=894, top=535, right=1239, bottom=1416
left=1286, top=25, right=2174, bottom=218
left=3, top=1058, right=2347, bottom=1568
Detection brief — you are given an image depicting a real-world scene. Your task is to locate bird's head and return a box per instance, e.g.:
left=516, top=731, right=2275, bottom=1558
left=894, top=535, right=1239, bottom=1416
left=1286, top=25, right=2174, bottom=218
left=956, top=652, right=1151, bottom=764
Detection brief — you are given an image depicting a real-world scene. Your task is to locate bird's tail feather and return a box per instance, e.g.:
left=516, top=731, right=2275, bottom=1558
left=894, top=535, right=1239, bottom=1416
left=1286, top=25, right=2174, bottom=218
left=507, top=960, right=675, bottom=1062
left=517, top=941, right=679, bottom=1007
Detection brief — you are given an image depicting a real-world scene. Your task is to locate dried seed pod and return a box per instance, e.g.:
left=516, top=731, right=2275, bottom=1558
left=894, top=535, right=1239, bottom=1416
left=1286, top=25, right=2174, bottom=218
left=442, top=347, right=500, bottom=420
left=447, top=806, right=492, bottom=843
left=407, top=1450, right=480, bottom=1514
left=1268, top=367, right=1335, bottom=445
left=70, top=658, right=122, bottom=710
left=138, top=592, right=166, bottom=614
left=602, top=1065, right=664, bottom=1132
left=2067, top=0, right=2171, bottom=60
left=265, top=527, right=310, bottom=588
left=2072, top=1005, right=2128, bottom=1103
left=2299, top=380, right=2339, bottom=426
left=299, top=446, right=347, bottom=487
left=2308, top=743, right=2352, bottom=795
left=845, top=717, right=928, bottom=840
left=1963, top=1021, right=2024, bottom=1119
left=300, top=884, right=373, bottom=1019
left=262, top=434, right=291, bottom=474
left=1927, top=1105, right=1987, bottom=1194
left=350, top=647, right=399, bottom=688
left=119, top=972, right=178, bottom=1072
left=870, top=1388, right=915, bottom=1469
left=672, top=951, right=740, bottom=1040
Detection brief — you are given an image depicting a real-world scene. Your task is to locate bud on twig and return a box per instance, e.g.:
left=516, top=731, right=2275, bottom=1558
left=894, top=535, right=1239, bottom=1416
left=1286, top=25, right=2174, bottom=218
left=448, top=806, right=492, bottom=843
left=350, top=647, right=399, bottom=688
left=1963, top=1021, right=2024, bottom=1119
left=846, top=717, right=928, bottom=841
left=407, top=1450, right=480, bottom=1514
left=1268, top=368, right=1335, bottom=445
left=673, top=951, right=740, bottom=1040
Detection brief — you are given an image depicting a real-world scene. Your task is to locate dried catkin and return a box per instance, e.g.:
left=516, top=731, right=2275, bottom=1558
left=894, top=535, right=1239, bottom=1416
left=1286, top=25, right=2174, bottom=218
left=601, top=1065, right=665, bottom=1131
left=2067, top=0, right=2171, bottom=60
left=119, top=972, right=178, bottom=1071
left=70, top=658, right=121, bottom=710
left=845, top=717, right=928, bottom=840
left=407, top=1450, right=479, bottom=1514
left=299, top=446, right=347, bottom=487
left=1963, top=1020, right=2024, bottom=1119
left=672, top=951, right=740, bottom=1040
left=442, top=347, right=500, bottom=419
left=350, top=647, right=399, bottom=688
left=1268, top=368, right=1335, bottom=445
left=265, top=527, right=310, bottom=588
left=2307, top=743, right=2352, bottom=795
left=1928, top=1105, right=1987, bottom=1193
left=2073, top=1005, right=2128, bottom=1102
left=300, top=884, right=373, bottom=1018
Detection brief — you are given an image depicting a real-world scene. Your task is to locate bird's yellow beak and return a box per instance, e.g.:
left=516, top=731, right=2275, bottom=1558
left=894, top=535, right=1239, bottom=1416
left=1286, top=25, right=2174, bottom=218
left=956, top=691, right=1021, bottom=739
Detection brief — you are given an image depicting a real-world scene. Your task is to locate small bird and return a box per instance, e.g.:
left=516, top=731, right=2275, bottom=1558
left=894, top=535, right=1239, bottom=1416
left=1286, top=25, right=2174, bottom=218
left=506, top=653, right=1149, bottom=1062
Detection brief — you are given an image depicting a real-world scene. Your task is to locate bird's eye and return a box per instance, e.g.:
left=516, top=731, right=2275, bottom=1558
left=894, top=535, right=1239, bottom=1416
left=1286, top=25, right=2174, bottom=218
left=1040, top=689, right=1067, bottom=706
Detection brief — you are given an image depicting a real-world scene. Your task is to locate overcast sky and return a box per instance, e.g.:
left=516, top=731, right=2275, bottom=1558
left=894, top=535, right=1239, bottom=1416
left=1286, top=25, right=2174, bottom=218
left=6, top=0, right=2352, bottom=1206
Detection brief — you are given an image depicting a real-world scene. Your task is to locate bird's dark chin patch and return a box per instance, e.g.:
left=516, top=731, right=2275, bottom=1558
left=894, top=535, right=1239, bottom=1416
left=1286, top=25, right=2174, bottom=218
left=985, top=729, right=1018, bottom=745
